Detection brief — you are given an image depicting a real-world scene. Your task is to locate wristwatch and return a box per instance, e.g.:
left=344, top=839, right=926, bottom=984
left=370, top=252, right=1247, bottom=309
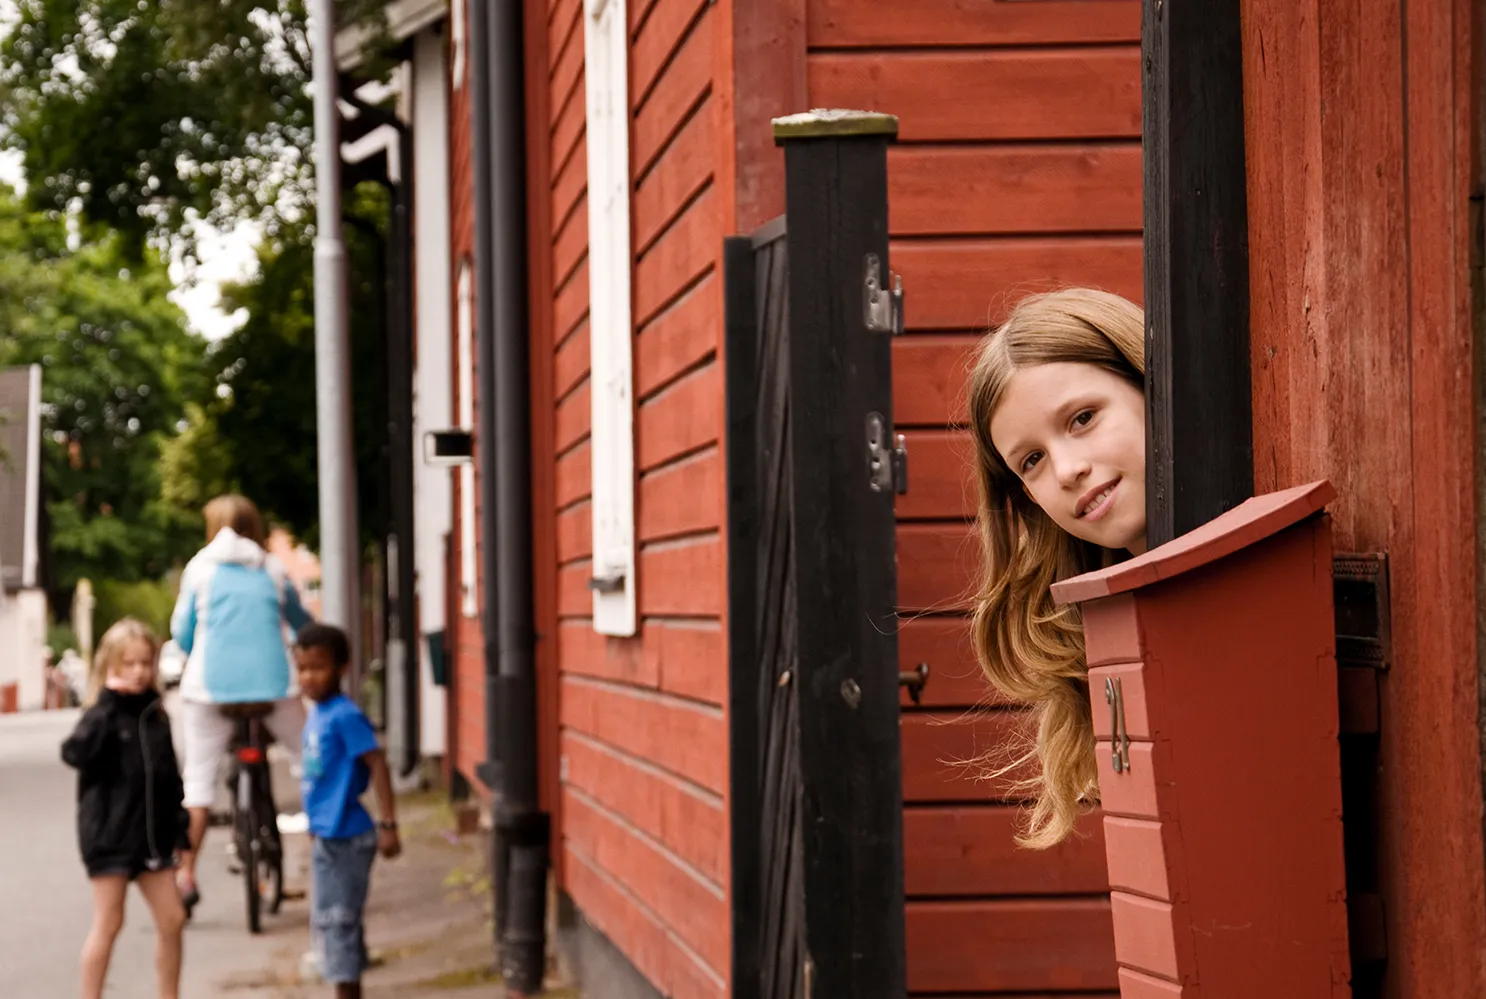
left=378, top=819, right=399, bottom=831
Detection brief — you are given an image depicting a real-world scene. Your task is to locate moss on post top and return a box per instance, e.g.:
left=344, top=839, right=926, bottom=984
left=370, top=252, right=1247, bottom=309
left=772, top=108, right=900, bottom=143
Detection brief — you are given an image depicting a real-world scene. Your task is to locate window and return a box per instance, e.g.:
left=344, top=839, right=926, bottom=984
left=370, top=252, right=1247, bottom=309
left=450, top=0, right=467, bottom=90
left=583, top=0, right=636, bottom=636
left=456, top=258, right=477, bottom=618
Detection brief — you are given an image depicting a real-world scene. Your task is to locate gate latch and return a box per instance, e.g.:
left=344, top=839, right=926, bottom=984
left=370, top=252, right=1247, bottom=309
left=863, top=253, right=904, bottom=335
left=898, top=663, right=930, bottom=705
left=866, top=413, right=908, bottom=495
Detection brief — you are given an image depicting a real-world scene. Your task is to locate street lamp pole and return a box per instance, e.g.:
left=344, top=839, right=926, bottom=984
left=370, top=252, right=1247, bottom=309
left=309, top=0, right=362, bottom=678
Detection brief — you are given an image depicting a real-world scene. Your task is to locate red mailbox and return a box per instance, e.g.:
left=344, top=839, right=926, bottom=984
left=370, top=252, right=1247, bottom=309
left=1051, top=480, right=1350, bottom=997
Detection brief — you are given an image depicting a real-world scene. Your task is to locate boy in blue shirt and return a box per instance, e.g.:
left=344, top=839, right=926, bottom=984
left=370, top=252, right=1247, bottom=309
left=294, top=623, right=401, bottom=999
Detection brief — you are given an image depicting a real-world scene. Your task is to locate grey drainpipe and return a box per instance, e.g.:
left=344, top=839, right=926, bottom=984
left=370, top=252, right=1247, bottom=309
left=467, top=0, right=549, bottom=993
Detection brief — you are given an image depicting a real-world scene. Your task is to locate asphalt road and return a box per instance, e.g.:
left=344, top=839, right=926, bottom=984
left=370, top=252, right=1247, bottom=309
left=0, top=704, right=310, bottom=997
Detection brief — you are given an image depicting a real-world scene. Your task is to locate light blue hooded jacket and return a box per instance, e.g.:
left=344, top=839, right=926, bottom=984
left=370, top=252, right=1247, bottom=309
left=170, top=528, right=313, bottom=704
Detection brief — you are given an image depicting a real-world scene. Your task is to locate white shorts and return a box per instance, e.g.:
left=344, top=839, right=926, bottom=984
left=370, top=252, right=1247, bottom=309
left=180, top=696, right=306, bottom=809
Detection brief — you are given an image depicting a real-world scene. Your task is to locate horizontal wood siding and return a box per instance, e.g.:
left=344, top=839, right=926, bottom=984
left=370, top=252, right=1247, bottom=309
left=1242, top=0, right=1486, bottom=991
left=449, top=0, right=487, bottom=792
left=807, top=1, right=1140, bottom=992
left=542, top=0, right=728, bottom=993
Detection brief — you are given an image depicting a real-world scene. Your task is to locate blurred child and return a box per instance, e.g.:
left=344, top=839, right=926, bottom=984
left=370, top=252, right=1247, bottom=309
left=294, top=622, right=401, bottom=999
left=62, top=618, right=189, bottom=999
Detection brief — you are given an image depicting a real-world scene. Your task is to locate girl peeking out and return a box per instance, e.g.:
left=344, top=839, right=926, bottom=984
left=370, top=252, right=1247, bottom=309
left=61, top=618, right=189, bottom=999
left=967, top=288, right=1147, bottom=848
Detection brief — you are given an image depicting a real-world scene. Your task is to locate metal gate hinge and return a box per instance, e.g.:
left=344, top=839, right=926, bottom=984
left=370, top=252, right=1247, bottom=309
left=863, top=253, right=904, bottom=334
left=866, top=414, right=908, bottom=494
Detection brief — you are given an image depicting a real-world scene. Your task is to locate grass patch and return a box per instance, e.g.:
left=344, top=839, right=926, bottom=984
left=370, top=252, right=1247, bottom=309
left=419, top=963, right=504, bottom=989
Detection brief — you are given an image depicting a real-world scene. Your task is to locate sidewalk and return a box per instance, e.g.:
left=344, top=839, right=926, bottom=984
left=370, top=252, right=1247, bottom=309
left=208, top=791, right=553, bottom=998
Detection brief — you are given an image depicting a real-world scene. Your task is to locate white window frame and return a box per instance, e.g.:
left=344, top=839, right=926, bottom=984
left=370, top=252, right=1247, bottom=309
left=456, top=259, right=478, bottom=618
left=583, top=0, right=637, bottom=636
left=450, top=0, right=466, bottom=89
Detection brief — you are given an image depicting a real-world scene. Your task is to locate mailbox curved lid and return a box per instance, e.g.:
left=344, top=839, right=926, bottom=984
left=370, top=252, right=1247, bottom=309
left=1050, top=479, right=1336, bottom=605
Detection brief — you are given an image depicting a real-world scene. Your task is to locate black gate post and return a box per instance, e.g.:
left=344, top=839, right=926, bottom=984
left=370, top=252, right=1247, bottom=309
left=773, top=109, right=908, bottom=999
left=1143, top=0, right=1253, bottom=546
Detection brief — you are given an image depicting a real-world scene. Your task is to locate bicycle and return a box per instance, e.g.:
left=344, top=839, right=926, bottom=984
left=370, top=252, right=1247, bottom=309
left=220, top=702, right=285, bottom=933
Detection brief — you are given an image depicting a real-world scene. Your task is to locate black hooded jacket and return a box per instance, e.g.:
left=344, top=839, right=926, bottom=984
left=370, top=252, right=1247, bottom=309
left=61, top=689, right=190, bottom=876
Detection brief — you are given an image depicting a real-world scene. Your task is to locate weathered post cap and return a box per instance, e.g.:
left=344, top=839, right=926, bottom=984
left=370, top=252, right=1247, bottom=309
left=772, top=108, right=900, bottom=143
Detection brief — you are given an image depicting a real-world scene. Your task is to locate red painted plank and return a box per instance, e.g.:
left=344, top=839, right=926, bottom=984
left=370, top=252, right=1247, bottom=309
left=637, top=361, right=721, bottom=471
left=897, top=521, right=978, bottom=612
left=809, top=49, right=1140, bottom=142
left=639, top=534, right=723, bottom=618
left=562, top=730, right=726, bottom=883
left=560, top=674, right=726, bottom=793
left=634, top=185, right=719, bottom=327
left=808, top=0, right=1139, bottom=48
left=890, top=145, right=1143, bottom=236
left=550, top=67, right=587, bottom=178
left=554, top=377, right=591, bottom=454
left=562, top=790, right=729, bottom=975
left=633, top=8, right=713, bottom=178
left=547, top=0, right=583, bottom=116
left=892, top=334, right=979, bottom=427
left=635, top=273, right=718, bottom=398
left=556, top=501, right=591, bottom=562
left=553, top=256, right=590, bottom=342
left=554, top=318, right=588, bottom=397
left=550, top=132, right=586, bottom=234
left=558, top=559, right=591, bottom=618
left=639, top=446, right=722, bottom=541
left=559, top=619, right=654, bottom=686
left=646, top=618, right=726, bottom=704
left=895, top=615, right=997, bottom=709
left=900, top=710, right=1033, bottom=802
left=555, top=438, right=590, bottom=508
left=547, top=0, right=580, bottom=65
left=552, top=193, right=588, bottom=288
left=906, top=898, right=1117, bottom=992
left=894, top=237, right=1145, bottom=332
left=632, top=0, right=710, bottom=109
left=894, top=429, right=974, bottom=520
left=635, top=102, right=716, bottom=254
left=903, top=806, right=1108, bottom=896
left=562, top=850, right=727, bottom=999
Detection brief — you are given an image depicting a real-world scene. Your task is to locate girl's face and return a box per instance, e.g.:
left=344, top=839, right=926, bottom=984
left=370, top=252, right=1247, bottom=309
left=988, top=361, right=1148, bottom=554
left=109, top=639, right=157, bottom=694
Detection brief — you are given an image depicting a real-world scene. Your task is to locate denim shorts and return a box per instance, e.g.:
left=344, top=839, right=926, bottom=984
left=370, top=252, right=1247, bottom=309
left=311, top=829, right=378, bottom=983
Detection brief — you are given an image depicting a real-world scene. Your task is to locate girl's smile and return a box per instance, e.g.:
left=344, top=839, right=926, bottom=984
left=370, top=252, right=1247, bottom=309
left=988, top=361, right=1148, bottom=554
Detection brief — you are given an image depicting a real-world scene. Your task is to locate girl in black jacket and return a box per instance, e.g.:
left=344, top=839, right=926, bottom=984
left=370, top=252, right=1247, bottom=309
left=62, top=618, right=188, bottom=999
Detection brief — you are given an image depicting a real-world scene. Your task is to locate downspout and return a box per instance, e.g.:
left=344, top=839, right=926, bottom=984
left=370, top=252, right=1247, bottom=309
left=468, top=0, right=549, bottom=993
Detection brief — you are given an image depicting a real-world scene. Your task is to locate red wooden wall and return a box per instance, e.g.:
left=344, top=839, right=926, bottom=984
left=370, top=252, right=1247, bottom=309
left=539, top=0, right=732, bottom=995
left=804, top=1, right=1141, bottom=993
left=448, top=0, right=487, bottom=791
left=1241, top=0, right=1486, bottom=994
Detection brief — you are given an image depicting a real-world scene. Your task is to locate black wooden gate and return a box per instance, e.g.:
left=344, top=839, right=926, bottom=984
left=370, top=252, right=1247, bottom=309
left=726, top=111, right=908, bottom=999
left=725, top=216, right=805, bottom=999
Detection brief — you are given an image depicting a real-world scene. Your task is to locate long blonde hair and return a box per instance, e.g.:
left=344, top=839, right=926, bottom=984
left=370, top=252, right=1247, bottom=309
left=966, top=288, right=1145, bottom=848
left=86, top=617, right=161, bottom=706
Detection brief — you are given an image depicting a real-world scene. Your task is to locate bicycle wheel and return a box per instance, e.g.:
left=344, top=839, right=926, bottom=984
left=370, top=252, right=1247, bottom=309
left=237, top=768, right=262, bottom=934
left=255, top=765, right=285, bottom=915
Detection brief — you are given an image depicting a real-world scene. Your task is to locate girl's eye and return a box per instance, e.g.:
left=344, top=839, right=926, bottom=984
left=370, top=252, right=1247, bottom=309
left=1020, top=450, right=1043, bottom=474
left=1072, top=409, right=1095, bottom=428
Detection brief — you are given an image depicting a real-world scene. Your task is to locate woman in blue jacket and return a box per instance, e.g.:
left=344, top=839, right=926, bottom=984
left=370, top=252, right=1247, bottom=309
left=170, top=494, right=313, bottom=913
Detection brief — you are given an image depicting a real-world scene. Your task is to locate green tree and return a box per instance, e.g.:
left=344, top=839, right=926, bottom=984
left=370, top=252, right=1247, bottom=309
left=160, top=183, right=391, bottom=547
left=0, top=185, right=205, bottom=594
left=0, top=0, right=387, bottom=259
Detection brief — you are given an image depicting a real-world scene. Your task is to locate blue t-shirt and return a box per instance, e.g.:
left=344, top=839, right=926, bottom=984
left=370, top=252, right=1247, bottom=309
left=301, top=694, right=379, bottom=839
